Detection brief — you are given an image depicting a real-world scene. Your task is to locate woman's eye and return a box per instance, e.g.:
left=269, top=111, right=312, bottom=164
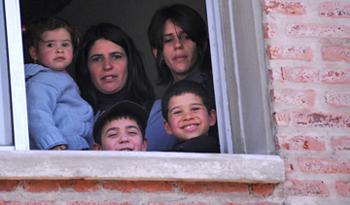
left=112, top=54, right=122, bottom=59
left=164, top=38, right=173, bottom=43
left=91, top=57, right=101, bottom=62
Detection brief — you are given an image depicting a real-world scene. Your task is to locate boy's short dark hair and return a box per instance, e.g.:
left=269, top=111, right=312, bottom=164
left=25, top=16, right=80, bottom=53
left=93, top=101, right=149, bottom=145
left=161, top=80, right=213, bottom=122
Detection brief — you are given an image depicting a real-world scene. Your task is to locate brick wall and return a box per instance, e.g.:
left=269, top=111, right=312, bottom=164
left=0, top=180, right=284, bottom=204
left=265, top=0, right=350, bottom=204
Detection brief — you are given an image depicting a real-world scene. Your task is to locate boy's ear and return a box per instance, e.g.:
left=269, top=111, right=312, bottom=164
left=29, top=46, right=38, bottom=61
left=92, top=143, right=101, bottom=150
left=163, top=120, right=173, bottom=135
left=209, top=109, right=217, bottom=127
left=141, top=138, right=148, bottom=151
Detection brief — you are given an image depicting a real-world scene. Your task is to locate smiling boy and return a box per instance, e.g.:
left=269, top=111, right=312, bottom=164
left=93, top=101, right=148, bottom=151
left=161, top=80, right=220, bottom=153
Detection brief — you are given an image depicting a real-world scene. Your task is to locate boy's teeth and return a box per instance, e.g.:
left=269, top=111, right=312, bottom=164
left=105, top=76, right=113, bottom=79
left=186, top=125, right=195, bottom=129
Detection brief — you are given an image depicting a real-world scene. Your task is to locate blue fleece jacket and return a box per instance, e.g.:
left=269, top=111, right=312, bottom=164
left=25, top=64, right=94, bottom=150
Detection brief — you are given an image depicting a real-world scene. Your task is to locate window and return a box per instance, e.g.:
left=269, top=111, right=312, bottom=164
left=1, top=0, right=275, bottom=154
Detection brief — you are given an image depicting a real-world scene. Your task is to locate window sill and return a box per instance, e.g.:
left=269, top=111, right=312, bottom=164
left=0, top=151, right=285, bottom=183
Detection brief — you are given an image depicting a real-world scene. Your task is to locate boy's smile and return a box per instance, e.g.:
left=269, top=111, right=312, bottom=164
left=163, top=93, right=216, bottom=141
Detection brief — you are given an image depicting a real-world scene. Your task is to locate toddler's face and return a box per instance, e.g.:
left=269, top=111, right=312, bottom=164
left=30, top=28, right=73, bottom=71
left=98, top=117, right=147, bottom=151
left=163, top=93, right=216, bottom=141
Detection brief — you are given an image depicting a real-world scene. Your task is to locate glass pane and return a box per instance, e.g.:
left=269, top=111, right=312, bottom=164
left=0, top=0, right=13, bottom=146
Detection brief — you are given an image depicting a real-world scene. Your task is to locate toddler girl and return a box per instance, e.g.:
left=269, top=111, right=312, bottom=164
left=25, top=16, right=94, bottom=150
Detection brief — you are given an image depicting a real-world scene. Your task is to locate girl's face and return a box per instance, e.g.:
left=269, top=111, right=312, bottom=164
left=87, top=39, right=128, bottom=94
left=30, top=28, right=73, bottom=71
left=157, top=20, right=201, bottom=81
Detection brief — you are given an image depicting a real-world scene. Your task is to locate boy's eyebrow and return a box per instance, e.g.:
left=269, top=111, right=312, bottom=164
left=169, top=106, right=180, bottom=114
left=104, top=127, right=118, bottom=136
left=169, top=102, right=204, bottom=113
left=126, top=125, right=141, bottom=131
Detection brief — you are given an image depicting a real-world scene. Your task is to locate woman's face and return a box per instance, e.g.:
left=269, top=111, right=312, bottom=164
left=159, top=20, right=200, bottom=81
left=88, top=39, right=128, bottom=94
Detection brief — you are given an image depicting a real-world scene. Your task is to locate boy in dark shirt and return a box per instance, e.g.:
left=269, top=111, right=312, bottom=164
left=161, top=80, right=220, bottom=153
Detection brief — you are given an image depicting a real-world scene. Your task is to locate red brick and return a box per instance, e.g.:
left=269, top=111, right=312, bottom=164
left=67, top=202, right=132, bottom=205
left=279, top=136, right=325, bottom=151
left=0, top=180, right=19, bottom=192
left=8, top=202, right=56, bottom=205
left=332, top=136, right=350, bottom=150
left=264, top=23, right=277, bottom=38
left=322, top=46, right=350, bottom=62
left=226, top=204, right=279, bottom=205
left=263, top=1, right=306, bottom=15
left=298, top=158, right=350, bottom=173
left=325, top=92, right=350, bottom=107
left=272, top=89, right=316, bottom=106
left=251, top=184, right=275, bottom=196
left=273, top=111, right=290, bottom=126
left=59, top=179, right=98, bottom=192
left=101, top=181, right=173, bottom=193
left=267, top=45, right=313, bottom=61
left=23, top=180, right=60, bottom=193
left=294, top=112, right=350, bottom=128
left=269, top=68, right=284, bottom=82
left=285, top=180, right=330, bottom=196
left=282, top=156, right=294, bottom=172
left=282, top=67, right=350, bottom=84
left=177, top=182, right=249, bottom=194
left=286, top=24, right=350, bottom=38
left=319, top=2, right=350, bottom=18
left=336, top=181, right=350, bottom=196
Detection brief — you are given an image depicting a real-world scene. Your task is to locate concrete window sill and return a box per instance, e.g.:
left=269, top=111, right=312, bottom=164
left=0, top=151, right=285, bottom=183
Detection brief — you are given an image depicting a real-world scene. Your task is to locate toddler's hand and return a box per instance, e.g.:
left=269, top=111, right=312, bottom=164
left=50, top=145, right=67, bottom=150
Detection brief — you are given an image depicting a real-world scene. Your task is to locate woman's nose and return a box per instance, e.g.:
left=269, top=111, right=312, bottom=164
left=103, top=58, right=113, bottom=70
left=174, top=37, right=184, bottom=49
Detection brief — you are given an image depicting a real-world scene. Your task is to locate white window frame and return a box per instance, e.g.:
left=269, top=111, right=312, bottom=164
left=1, top=0, right=29, bottom=150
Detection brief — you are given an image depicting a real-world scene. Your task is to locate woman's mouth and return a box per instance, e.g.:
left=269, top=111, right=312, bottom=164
left=102, top=75, right=117, bottom=80
left=173, top=55, right=187, bottom=61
